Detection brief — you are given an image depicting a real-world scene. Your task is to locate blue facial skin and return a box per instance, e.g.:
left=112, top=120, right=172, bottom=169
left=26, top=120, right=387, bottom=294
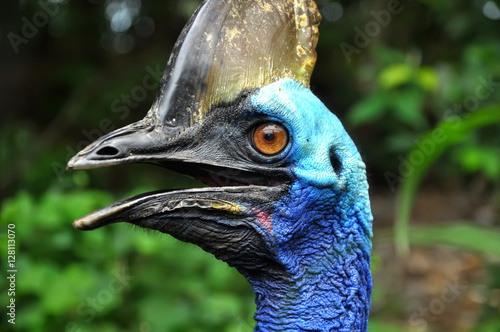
left=247, top=79, right=373, bottom=332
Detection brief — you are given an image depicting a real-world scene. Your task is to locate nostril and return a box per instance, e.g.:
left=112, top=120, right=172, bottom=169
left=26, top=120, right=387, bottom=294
left=95, top=146, right=120, bottom=157
left=329, top=147, right=343, bottom=175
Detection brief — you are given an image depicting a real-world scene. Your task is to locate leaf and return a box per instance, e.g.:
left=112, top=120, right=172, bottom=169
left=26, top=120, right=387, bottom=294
left=376, top=224, right=500, bottom=258
left=417, top=67, right=440, bottom=92
left=409, top=224, right=500, bottom=258
left=454, top=145, right=500, bottom=180
left=394, top=104, right=500, bottom=255
left=72, top=171, right=90, bottom=188
left=348, top=92, right=388, bottom=127
left=386, top=131, right=419, bottom=153
left=378, top=64, right=414, bottom=89
left=368, top=319, right=406, bottom=332
left=391, top=89, right=427, bottom=129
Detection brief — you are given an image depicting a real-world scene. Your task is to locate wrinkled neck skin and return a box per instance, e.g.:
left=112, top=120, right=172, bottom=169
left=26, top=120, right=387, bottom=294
left=247, top=182, right=372, bottom=332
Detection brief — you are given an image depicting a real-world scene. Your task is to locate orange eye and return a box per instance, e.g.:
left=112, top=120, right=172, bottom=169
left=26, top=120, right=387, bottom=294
left=252, top=123, right=288, bottom=155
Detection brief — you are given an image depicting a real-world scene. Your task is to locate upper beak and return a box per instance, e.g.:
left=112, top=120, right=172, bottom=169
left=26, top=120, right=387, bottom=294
left=67, top=118, right=165, bottom=170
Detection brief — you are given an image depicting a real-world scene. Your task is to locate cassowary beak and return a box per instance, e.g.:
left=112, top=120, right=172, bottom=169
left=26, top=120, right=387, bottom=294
left=67, top=0, right=321, bottom=272
left=67, top=112, right=288, bottom=271
left=66, top=108, right=289, bottom=271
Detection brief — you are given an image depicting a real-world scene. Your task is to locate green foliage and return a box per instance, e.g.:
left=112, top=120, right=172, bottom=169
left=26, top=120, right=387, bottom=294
left=394, top=105, right=500, bottom=255
left=368, top=319, right=406, bottom=332
left=0, top=188, right=254, bottom=332
left=348, top=59, right=434, bottom=130
left=409, top=224, right=500, bottom=258
left=453, top=145, right=500, bottom=181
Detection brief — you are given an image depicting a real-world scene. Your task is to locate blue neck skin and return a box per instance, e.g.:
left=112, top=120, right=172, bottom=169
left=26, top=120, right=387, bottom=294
left=246, top=79, right=373, bottom=331
left=249, top=183, right=372, bottom=332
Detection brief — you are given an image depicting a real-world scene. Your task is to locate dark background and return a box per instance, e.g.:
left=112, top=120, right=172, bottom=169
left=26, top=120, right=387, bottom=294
left=1, top=0, right=500, bottom=331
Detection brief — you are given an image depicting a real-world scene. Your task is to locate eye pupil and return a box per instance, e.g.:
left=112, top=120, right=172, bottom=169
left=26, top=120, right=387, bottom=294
left=264, top=133, right=275, bottom=142
left=252, top=122, right=288, bottom=155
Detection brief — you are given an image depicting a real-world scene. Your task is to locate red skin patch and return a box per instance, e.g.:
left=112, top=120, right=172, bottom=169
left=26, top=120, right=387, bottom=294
left=254, top=209, right=273, bottom=233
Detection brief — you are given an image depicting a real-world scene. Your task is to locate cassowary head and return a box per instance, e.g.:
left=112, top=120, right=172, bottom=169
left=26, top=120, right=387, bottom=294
left=68, top=0, right=373, bottom=330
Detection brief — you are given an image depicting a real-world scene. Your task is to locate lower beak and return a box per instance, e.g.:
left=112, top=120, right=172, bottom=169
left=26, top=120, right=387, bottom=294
left=73, top=184, right=284, bottom=272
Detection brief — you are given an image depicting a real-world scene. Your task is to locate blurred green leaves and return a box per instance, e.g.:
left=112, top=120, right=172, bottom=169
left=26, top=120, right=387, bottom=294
left=348, top=59, right=437, bottom=131
left=394, top=105, right=500, bottom=255
left=409, top=224, right=500, bottom=258
left=378, top=64, right=439, bottom=92
left=454, top=145, right=500, bottom=181
left=0, top=185, right=255, bottom=332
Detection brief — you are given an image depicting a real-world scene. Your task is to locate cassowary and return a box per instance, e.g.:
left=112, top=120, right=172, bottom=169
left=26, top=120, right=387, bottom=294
left=67, top=0, right=373, bottom=330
